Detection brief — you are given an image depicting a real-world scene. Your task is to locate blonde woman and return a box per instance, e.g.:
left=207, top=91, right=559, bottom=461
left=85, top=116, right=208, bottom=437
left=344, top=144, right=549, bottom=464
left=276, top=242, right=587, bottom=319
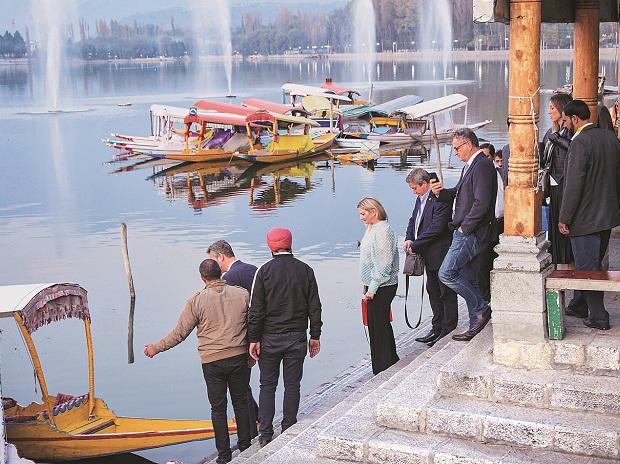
left=357, top=197, right=399, bottom=374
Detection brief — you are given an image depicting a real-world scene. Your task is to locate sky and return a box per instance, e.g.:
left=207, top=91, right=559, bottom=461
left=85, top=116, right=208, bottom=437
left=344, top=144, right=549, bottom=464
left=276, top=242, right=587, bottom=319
left=2, top=0, right=346, bottom=32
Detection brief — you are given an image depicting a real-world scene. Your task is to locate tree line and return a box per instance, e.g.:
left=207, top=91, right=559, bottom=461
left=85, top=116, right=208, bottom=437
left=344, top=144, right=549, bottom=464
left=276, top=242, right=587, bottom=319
left=4, top=0, right=618, bottom=61
left=0, top=31, right=27, bottom=58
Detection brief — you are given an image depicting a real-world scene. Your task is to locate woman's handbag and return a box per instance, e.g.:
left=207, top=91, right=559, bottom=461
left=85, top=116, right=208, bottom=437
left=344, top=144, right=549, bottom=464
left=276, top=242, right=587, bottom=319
left=361, top=297, right=392, bottom=326
left=403, top=252, right=425, bottom=329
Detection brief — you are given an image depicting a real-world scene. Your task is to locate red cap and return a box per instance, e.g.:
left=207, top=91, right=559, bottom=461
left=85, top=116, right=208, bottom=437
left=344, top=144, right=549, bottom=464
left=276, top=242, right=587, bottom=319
left=267, top=227, right=292, bottom=252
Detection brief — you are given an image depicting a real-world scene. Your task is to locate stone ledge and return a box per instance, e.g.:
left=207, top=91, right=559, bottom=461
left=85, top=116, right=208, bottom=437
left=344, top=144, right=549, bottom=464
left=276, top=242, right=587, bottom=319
left=381, top=394, right=620, bottom=460
left=438, top=332, right=620, bottom=416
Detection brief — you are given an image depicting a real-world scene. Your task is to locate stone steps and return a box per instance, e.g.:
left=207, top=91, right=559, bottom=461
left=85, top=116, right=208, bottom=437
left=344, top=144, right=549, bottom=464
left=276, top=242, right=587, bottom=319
left=379, top=394, right=620, bottom=460
left=438, top=326, right=620, bottom=417
left=318, top=335, right=618, bottom=464
left=223, top=315, right=469, bottom=464
left=322, top=427, right=617, bottom=464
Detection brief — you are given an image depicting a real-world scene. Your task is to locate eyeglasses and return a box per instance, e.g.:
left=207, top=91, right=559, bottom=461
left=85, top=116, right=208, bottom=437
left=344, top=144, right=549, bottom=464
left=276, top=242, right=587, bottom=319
left=453, top=142, right=468, bottom=153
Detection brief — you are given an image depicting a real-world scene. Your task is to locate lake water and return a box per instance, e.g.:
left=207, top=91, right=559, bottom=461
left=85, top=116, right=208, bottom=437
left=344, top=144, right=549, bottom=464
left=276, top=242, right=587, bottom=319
left=0, top=55, right=615, bottom=463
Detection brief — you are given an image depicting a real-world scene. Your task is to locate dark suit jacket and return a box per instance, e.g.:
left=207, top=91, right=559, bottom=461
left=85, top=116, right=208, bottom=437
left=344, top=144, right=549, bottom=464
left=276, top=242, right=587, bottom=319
left=405, top=194, right=453, bottom=271
left=559, top=124, right=620, bottom=236
left=437, top=151, right=498, bottom=243
left=223, top=260, right=258, bottom=294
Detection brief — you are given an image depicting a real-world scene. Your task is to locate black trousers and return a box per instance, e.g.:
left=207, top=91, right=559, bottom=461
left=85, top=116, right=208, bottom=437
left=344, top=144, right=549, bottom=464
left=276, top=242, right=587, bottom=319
left=568, top=229, right=611, bottom=324
left=202, top=354, right=251, bottom=460
left=367, top=284, right=399, bottom=375
left=426, top=269, right=458, bottom=335
left=257, top=331, right=307, bottom=440
left=247, top=384, right=259, bottom=439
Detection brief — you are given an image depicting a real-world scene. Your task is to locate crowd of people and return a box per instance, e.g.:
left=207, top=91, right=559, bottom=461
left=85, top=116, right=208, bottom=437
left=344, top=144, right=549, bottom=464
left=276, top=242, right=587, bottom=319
left=140, top=97, right=620, bottom=462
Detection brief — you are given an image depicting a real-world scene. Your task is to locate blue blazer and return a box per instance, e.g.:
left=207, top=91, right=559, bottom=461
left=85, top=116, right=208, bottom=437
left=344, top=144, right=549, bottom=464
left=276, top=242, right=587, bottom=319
left=223, top=260, right=258, bottom=294
left=437, top=151, right=497, bottom=243
left=405, top=194, right=453, bottom=271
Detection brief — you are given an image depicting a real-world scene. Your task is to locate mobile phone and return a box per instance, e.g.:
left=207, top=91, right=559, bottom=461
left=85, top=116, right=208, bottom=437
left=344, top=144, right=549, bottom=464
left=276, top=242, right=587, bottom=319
left=429, top=172, right=439, bottom=182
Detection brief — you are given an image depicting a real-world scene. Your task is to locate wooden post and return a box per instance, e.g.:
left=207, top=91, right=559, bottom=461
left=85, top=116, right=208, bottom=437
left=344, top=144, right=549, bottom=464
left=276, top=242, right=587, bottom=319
left=120, top=223, right=136, bottom=364
left=573, top=0, right=600, bottom=124
left=430, top=115, right=444, bottom=183
left=503, top=0, right=542, bottom=238
left=84, top=319, right=96, bottom=416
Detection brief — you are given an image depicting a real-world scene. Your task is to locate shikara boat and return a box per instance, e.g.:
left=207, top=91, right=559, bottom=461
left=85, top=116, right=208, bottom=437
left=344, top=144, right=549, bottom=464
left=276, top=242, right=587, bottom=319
left=0, top=283, right=236, bottom=461
left=368, top=93, right=492, bottom=145
left=237, top=111, right=336, bottom=164
left=152, top=111, right=251, bottom=162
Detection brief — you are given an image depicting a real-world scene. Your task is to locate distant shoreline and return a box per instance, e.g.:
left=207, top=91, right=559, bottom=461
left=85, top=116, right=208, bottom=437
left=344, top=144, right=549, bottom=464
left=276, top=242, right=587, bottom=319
left=1, top=48, right=617, bottom=66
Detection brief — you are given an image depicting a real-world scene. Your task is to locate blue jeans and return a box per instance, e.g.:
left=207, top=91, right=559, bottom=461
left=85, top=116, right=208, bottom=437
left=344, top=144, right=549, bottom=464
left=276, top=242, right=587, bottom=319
left=439, top=230, right=489, bottom=327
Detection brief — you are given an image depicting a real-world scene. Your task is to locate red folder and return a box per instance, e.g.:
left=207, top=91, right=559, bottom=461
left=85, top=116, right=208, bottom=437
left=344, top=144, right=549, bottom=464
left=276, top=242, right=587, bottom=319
left=362, top=298, right=393, bottom=326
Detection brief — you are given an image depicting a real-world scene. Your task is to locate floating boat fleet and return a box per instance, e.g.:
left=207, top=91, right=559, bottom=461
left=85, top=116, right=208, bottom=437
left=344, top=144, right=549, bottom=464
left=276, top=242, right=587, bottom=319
left=103, top=80, right=492, bottom=166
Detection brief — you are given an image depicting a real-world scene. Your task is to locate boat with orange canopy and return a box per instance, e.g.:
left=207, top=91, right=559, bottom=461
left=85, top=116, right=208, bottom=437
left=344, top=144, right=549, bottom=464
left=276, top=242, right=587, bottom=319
left=0, top=283, right=236, bottom=461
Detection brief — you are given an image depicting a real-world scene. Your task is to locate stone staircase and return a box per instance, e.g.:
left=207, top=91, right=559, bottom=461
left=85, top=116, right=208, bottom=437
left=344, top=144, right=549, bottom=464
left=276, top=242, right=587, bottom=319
left=317, top=326, right=620, bottom=463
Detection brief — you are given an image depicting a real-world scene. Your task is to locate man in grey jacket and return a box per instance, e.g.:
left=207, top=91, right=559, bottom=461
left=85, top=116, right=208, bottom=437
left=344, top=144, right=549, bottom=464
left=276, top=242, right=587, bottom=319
left=559, top=100, right=620, bottom=330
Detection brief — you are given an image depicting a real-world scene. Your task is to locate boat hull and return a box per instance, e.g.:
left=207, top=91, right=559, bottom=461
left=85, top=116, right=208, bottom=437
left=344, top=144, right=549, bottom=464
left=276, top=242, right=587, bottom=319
left=367, top=120, right=492, bottom=145
left=238, top=133, right=336, bottom=164
left=6, top=398, right=237, bottom=461
left=334, top=137, right=380, bottom=151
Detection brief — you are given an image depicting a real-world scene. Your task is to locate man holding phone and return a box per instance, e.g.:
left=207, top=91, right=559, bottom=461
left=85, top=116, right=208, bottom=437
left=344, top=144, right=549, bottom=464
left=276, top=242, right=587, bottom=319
left=431, top=128, right=497, bottom=342
left=404, top=168, right=458, bottom=346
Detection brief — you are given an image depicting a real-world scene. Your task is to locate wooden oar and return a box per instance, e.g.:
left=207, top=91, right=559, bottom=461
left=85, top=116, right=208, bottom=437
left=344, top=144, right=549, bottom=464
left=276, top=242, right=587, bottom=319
left=120, top=223, right=136, bottom=364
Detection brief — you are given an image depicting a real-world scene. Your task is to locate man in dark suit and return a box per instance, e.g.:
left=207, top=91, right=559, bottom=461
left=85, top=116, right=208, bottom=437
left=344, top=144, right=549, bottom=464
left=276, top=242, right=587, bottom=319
left=431, top=128, right=498, bottom=341
left=559, top=100, right=620, bottom=330
left=207, top=240, right=260, bottom=439
left=404, top=168, right=458, bottom=347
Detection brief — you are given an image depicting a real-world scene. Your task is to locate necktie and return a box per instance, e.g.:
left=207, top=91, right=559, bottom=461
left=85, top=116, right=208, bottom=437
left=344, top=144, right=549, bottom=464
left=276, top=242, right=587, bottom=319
left=414, top=196, right=422, bottom=239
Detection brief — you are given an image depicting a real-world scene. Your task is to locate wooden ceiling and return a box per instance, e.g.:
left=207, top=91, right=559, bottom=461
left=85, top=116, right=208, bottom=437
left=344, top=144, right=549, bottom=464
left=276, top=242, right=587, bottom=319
left=474, top=0, right=619, bottom=23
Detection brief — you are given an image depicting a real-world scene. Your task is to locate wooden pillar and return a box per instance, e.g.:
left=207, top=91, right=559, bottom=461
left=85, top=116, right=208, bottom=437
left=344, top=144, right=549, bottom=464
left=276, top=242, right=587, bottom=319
left=573, top=0, right=600, bottom=124
left=504, top=0, right=542, bottom=238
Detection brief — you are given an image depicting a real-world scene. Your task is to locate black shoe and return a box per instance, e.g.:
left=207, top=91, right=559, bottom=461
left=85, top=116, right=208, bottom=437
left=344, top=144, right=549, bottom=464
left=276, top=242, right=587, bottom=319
left=258, top=437, right=272, bottom=448
left=452, top=310, right=491, bottom=342
left=216, top=456, right=231, bottom=464
left=583, top=318, right=610, bottom=330
left=566, top=307, right=588, bottom=319
left=426, top=331, right=450, bottom=347
left=415, top=330, right=440, bottom=344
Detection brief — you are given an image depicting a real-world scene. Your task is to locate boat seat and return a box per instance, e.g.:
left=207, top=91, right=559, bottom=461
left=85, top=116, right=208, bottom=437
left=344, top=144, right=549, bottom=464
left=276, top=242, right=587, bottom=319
left=222, top=133, right=250, bottom=152
left=52, top=394, right=88, bottom=416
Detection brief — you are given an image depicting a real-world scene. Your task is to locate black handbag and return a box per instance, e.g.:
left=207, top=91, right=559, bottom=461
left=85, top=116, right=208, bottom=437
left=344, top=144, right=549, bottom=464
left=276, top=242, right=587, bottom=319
left=403, top=253, right=424, bottom=276
left=402, top=252, right=425, bottom=329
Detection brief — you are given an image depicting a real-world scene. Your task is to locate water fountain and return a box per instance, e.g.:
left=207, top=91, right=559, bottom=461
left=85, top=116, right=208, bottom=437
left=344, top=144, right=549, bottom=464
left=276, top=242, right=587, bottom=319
left=352, top=0, right=376, bottom=98
left=192, top=0, right=234, bottom=98
left=215, top=0, right=234, bottom=97
left=419, top=0, right=453, bottom=81
left=31, top=0, right=85, bottom=113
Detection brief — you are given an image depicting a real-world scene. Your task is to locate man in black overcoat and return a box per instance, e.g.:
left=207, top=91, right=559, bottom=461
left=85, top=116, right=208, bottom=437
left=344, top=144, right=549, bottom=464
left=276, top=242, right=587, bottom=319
left=559, top=100, right=620, bottom=330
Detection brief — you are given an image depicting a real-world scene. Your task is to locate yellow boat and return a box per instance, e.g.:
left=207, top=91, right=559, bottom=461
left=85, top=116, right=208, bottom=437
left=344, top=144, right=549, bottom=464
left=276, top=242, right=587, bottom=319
left=239, top=111, right=336, bottom=164
left=0, top=283, right=236, bottom=462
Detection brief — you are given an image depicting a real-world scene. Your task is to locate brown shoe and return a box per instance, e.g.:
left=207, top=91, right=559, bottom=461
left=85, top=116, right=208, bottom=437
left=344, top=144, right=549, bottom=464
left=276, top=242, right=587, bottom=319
left=451, top=310, right=491, bottom=342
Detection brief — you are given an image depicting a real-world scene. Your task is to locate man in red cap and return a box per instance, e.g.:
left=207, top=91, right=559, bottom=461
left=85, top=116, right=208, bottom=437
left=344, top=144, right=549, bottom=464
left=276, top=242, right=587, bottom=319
left=248, top=227, right=322, bottom=447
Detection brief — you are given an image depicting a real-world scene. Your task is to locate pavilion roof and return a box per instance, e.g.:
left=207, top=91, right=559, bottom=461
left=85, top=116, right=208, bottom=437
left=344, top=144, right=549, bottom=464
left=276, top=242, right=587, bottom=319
left=474, top=0, right=618, bottom=23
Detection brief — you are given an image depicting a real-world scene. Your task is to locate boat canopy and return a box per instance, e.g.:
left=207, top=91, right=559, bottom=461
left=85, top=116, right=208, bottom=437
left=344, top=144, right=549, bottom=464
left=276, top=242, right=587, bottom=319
left=281, top=83, right=352, bottom=102
left=0, top=283, right=89, bottom=334
left=391, top=94, right=468, bottom=119
left=339, top=104, right=375, bottom=118
left=321, top=81, right=361, bottom=96
left=149, top=105, right=192, bottom=122
left=184, top=112, right=247, bottom=127
left=241, top=98, right=306, bottom=116
left=193, top=100, right=256, bottom=116
left=371, top=95, right=424, bottom=116
left=246, top=110, right=320, bottom=127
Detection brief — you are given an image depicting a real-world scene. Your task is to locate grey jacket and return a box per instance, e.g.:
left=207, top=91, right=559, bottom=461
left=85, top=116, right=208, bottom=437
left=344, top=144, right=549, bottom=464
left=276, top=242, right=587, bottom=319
left=559, top=124, right=620, bottom=236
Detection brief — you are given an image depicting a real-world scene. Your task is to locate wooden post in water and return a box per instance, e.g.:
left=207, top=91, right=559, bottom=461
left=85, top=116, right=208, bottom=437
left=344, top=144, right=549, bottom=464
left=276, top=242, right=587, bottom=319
left=120, top=223, right=136, bottom=364
left=429, top=115, right=443, bottom=183
left=573, top=0, right=600, bottom=124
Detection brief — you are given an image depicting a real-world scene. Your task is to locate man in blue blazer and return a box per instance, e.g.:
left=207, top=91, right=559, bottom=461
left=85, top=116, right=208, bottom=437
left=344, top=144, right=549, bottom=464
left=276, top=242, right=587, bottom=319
left=208, top=240, right=260, bottom=439
left=404, top=168, right=458, bottom=346
left=431, top=128, right=497, bottom=341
